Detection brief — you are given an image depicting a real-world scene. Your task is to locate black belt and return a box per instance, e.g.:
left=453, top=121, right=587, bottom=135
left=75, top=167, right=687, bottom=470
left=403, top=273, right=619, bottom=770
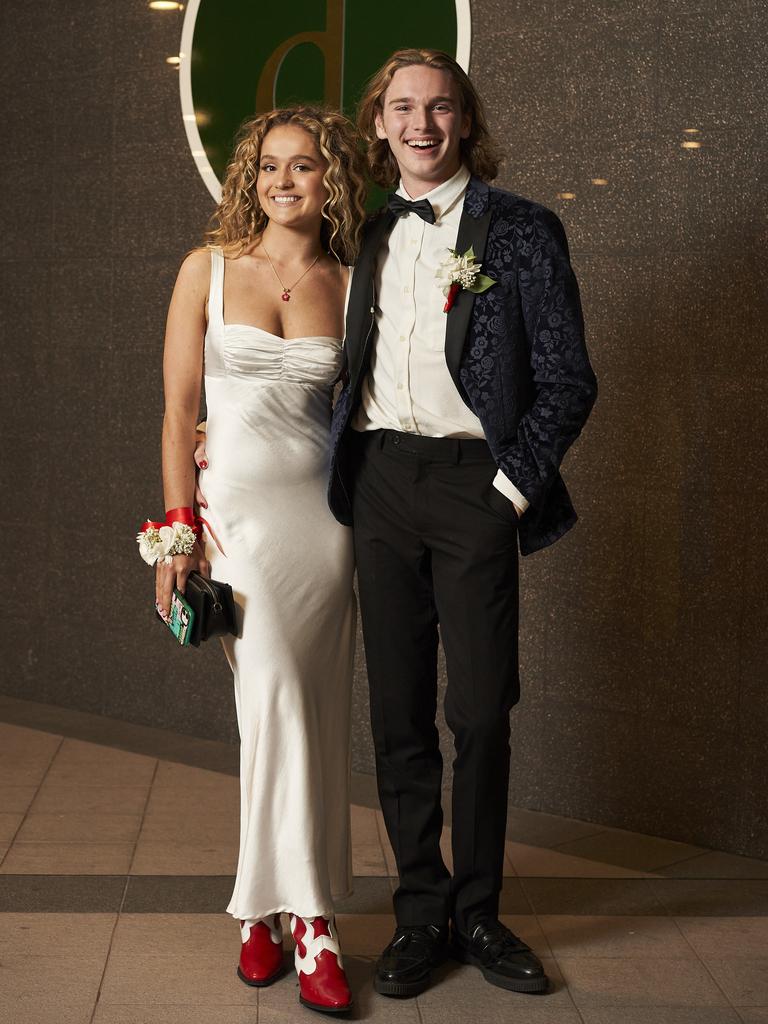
left=353, top=428, right=492, bottom=463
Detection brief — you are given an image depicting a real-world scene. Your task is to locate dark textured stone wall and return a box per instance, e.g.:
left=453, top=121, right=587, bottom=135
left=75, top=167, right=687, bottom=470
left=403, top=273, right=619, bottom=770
left=2, top=1, right=766, bottom=858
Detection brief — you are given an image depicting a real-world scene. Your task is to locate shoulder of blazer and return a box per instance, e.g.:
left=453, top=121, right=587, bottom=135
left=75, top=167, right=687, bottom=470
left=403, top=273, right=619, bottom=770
left=482, top=185, right=572, bottom=260
left=486, top=185, right=568, bottom=233
left=484, top=183, right=554, bottom=218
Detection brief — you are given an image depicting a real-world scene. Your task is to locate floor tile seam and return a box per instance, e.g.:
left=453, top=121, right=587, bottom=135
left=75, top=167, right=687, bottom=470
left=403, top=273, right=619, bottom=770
left=551, top=821, right=714, bottom=851
left=6, top=839, right=139, bottom=847
left=668, top=911, right=722, bottom=970
left=638, top=877, right=678, bottom=916
left=549, top=827, right=626, bottom=851
left=127, top=759, right=160, bottom=877
left=543, top=951, right=703, bottom=960
left=652, top=850, right=717, bottom=872
left=517, top=875, right=539, bottom=914
left=544, top=849, right=689, bottom=875
left=554, top=948, right=748, bottom=975
left=532, top=910, right=587, bottom=1022
left=512, top=871, right=659, bottom=879
left=0, top=734, right=65, bottom=870
left=85, top=898, right=125, bottom=1024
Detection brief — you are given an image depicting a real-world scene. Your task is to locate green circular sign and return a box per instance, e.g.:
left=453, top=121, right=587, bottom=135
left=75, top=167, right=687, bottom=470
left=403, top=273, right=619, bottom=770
left=180, top=0, right=471, bottom=200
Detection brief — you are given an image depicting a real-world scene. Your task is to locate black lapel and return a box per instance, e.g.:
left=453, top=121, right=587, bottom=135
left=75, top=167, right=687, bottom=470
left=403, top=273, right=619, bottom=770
left=345, top=210, right=394, bottom=386
left=444, top=178, right=492, bottom=393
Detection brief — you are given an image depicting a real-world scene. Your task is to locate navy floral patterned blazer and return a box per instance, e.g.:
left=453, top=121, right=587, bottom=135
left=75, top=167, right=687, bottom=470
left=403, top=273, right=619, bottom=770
left=328, top=175, right=598, bottom=556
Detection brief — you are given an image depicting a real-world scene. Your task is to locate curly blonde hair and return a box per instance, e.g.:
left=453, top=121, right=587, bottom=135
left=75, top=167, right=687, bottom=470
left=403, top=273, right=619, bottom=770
left=357, top=49, right=501, bottom=190
left=205, top=107, right=367, bottom=263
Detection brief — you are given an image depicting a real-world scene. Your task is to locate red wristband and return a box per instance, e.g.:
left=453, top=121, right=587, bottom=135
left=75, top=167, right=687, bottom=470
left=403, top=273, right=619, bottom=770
left=165, top=507, right=202, bottom=536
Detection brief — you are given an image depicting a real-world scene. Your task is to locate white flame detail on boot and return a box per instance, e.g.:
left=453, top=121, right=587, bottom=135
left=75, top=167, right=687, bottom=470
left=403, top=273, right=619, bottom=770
left=290, top=915, right=343, bottom=976
left=240, top=914, right=282, bottom=945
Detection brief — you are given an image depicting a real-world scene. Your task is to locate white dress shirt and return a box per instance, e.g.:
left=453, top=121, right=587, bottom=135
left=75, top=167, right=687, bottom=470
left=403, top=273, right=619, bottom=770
left=353, top=164, right=529, bottom=513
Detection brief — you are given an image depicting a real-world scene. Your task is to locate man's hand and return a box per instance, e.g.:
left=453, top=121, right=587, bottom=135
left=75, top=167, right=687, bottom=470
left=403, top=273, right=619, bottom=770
left=194, top=428, right=208, bottom=509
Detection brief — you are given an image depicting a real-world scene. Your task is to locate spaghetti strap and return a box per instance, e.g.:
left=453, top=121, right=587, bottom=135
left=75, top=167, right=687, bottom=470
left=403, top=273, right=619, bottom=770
left=208, top=246, right=225, bottom=328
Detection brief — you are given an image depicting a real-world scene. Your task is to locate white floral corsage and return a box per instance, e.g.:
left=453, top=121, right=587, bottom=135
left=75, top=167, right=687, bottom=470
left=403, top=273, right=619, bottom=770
left=436, top=245, right=496, bottom=312
left=137, top=521, right=197, bottom=566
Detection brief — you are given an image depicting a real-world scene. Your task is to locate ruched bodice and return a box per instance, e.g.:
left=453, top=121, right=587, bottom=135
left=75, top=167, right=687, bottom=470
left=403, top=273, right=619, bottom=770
left=212, top=326, right=342, bottom=384
left=199, top=247, right=356, bottom=922
left=204, top=247, right=344, bottom=385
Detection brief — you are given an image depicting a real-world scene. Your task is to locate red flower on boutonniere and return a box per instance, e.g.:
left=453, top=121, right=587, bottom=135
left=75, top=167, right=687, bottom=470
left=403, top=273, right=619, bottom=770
left=436, top=245, right=496, bottom=312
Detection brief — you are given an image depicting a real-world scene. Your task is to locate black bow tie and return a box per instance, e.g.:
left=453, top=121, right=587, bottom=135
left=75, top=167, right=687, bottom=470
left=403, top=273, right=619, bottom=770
left=387, top=193, right=436, bottom=224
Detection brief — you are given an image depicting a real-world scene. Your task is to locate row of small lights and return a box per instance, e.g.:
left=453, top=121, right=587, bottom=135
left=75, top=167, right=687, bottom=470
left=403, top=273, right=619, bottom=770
left=681, top=127, right=702, bottom=148
left=148, top=0, right=185, bottom=60
left=556, top=179, right=607, bottom=200
left=556, top=128, right=702, bottom=200
left=148, top=0, right=185, bottom=64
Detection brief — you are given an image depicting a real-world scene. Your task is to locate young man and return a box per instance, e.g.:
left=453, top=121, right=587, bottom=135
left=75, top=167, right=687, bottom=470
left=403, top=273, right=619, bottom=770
left=329, top=49, right=597, bottom=997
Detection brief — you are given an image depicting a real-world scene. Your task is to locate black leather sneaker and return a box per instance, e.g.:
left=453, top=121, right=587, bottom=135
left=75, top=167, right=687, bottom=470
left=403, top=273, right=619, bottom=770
left=374, top=924, right=449, bottom=997
left=451, top=920, right=548, bottom=993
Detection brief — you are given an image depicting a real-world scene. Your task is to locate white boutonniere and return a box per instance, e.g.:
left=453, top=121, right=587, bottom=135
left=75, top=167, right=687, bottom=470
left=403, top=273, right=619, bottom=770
left=436, top=246, right=496, bottom=312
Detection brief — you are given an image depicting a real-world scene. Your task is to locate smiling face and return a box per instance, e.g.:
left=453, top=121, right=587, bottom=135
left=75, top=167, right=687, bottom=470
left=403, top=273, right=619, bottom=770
left=256, top=124, right=328, bottom=230
left=374, top=64, right=471, bottom=198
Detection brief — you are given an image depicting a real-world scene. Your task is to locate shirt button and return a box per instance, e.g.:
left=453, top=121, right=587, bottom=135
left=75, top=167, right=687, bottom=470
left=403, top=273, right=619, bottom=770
left=403, top=286, right=410, bottom=294
left=399, top=334, right=406, bottom=342
left=397, top=383, right=404, bottom=391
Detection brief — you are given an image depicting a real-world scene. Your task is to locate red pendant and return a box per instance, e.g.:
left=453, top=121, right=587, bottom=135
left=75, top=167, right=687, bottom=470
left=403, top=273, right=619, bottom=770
left=281, top=290, right=291, bottom=302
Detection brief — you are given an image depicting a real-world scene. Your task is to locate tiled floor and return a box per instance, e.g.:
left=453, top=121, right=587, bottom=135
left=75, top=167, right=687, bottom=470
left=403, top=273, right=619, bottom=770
left=1, top=707, right=767, bottom=1024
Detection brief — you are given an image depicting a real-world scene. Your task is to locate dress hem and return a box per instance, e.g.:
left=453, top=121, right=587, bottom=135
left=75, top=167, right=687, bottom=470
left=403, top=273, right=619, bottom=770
left=227, top=887, right=355, bottom=923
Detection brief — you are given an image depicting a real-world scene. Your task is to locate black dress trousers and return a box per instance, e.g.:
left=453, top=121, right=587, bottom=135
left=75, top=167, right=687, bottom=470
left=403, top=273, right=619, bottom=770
left=350, top=429, right=520, bottom=934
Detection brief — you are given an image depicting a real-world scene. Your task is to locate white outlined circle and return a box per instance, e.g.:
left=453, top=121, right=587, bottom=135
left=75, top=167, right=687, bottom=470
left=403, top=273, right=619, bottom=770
left=179, top=0, right=218, bottom=200
left=179, top=0, right=472, bottom=202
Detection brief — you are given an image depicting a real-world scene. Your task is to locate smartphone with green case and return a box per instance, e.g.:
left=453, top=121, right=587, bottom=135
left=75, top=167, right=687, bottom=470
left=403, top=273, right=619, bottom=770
left=166, top=589, right=195, bottom=646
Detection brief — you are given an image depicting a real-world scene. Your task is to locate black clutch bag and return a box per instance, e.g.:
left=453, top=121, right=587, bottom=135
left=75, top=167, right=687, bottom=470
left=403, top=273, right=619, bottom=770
left=162, top=571, right=237, bottom=647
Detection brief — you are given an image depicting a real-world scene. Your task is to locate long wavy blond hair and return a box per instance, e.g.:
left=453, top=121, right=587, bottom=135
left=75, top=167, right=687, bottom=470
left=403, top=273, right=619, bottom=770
left=206, top=107, right=367, bottom=263
left=357, top=49, right=501, bottom=190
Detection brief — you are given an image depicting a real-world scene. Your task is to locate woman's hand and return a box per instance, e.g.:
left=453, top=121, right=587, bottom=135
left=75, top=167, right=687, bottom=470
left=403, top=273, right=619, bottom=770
left=155, top=541, right=210, bottom=620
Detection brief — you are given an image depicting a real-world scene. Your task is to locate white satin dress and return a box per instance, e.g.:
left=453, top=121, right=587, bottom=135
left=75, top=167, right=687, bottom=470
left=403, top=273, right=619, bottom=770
left=201, top=247, right=355, bottom=921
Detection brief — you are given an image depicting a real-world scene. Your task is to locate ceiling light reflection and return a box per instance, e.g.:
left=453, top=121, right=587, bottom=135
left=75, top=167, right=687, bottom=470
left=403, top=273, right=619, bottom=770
left=149, top=2, right=184, bottom=9
left=166, top=55, right=181, bottom=66
left=681, top=140, right=702, bottom=149
left=590, top=178, right=608, bottom=186
left=556, top=191, right=576, bottom=200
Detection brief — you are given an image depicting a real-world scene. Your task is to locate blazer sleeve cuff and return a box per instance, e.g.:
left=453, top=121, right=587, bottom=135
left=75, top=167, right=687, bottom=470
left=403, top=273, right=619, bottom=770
left=492, top=469, right=530, bottom=515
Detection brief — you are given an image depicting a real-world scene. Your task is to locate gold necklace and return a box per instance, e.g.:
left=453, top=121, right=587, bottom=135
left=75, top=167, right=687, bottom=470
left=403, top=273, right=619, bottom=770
left=261, top=244, right=322, bottom=302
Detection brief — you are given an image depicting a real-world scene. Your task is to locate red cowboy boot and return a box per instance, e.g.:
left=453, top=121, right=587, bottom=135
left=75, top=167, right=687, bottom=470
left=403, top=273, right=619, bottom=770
left=237, top=915, right=285, bottom=986
left=290, top=914, right=352, bottom=1014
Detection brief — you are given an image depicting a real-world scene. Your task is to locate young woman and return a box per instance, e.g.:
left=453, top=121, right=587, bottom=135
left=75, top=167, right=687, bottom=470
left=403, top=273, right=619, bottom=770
left=155, top=107, right=367, bottom=1015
